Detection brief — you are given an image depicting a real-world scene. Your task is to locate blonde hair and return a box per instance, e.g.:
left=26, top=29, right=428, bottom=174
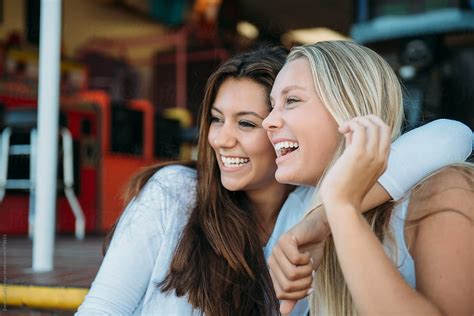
left=287, top=41, right=405, bottom=315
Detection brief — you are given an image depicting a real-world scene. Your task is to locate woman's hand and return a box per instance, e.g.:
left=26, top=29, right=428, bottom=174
left=268, top=207, right=330, bottom=315
left=320, top=115, right=391, bottom=212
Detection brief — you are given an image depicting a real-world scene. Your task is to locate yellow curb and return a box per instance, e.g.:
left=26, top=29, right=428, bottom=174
left=1, top=285, right=89, bottom=310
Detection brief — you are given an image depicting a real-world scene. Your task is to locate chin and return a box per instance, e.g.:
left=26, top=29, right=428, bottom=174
left=221, top=180, right=241, bottom=192
left=275, top=168, right=312, bottom=186
left=275, top=169, right=293, bottom=185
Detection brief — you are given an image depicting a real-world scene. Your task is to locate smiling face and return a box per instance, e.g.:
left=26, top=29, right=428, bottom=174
left=208, top=77, right=280, bottom=192
left=263, top=58, right=340, bottom=186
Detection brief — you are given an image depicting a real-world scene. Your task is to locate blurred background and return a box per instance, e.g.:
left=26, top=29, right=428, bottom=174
left=0, top=0, right=473, bottom=313
left=1, top=0, right=473, bottom=236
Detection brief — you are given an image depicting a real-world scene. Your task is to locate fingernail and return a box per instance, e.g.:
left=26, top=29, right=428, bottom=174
left=307, top=287, right=314, bottom=295
left=310, top=257, right=314, bottom=265
left=312, top=270, right=315, bottom=278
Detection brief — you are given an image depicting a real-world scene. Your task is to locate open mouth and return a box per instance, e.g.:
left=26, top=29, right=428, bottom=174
left=220, top=155, right=250, bottom=168
left=274, top=141, right=299, bottom=158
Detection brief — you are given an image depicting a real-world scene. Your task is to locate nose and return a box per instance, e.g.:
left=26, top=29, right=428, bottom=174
left=262, top=108, right=283, bottom=131
left=210, top=123, right=237, bottom=148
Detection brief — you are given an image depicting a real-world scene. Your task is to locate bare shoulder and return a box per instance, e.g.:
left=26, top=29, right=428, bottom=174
left=407, top=164, right=473, bottom=223
left=404, top=164, right=473, bottom=255
left=404, top=165, right=473, bottom=314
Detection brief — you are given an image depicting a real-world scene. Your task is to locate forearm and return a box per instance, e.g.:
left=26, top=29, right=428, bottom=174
left=378, top=119, right=472, bottom=201
left=326, top=203, right=442, bottom=315
left=361, top=183, right=391, bottom=211
left=309, top=183, right=389, bottom=226
left=339, top=120, right=473, bottom=218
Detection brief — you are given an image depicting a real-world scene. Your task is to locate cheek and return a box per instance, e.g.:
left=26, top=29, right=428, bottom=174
left=282, top=112, right=301, bottom=130
left=297, top=122, right=339, bottom=179
left=259, top=138, right=276, bottom=160
left=246, top=134, right=275, bottom=161
left=306, top=130, right=340, bottom=171
left=305, top=124, right=339, bottom=156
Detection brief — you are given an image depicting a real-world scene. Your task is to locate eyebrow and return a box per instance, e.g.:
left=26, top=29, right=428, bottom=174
left=280, top=85, right=306, bottom=95
left=211, top=107, right=265, bottom=120
left=270, top=85, right=306, bottom=102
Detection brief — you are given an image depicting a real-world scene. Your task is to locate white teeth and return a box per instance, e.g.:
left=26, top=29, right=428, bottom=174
left=274, top=141, right=299, bottom=151
left=221, top=156, right=250, bottom=167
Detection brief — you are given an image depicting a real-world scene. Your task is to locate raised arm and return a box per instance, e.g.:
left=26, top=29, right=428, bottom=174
left=268, top=118, right=472, bottom=314
left=363, top=118, right=472, bottom=210
left=319, top=129, right=473, bottom=315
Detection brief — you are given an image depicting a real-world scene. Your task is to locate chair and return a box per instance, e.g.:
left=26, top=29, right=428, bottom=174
left=0, top=108, right=85, bottom=239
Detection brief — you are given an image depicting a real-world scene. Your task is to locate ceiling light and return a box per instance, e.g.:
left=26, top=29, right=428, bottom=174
left=282, top=27, right=349, bottom=46
left=237, top=21, right=259, bottom=40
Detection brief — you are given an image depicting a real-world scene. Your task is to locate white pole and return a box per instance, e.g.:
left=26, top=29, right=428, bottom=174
left=32, top=0, right=62, bottom=272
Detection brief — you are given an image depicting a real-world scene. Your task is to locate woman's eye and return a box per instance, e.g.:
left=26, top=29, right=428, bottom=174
left=210, top=116, right=222, bottom=123
left=239, top=120, right=257, bottom=128
left=286, top=96, right=299, bottom=105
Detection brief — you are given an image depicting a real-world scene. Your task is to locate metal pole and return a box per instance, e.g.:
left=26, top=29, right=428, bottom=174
left=32, top=0, right=62, bottom=272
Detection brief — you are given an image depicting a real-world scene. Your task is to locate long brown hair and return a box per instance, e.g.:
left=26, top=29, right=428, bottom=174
left=109, top=46, right=288, bottom=315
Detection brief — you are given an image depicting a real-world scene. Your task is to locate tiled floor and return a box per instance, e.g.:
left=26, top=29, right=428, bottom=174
left=4, top=235, right=103, bottom=288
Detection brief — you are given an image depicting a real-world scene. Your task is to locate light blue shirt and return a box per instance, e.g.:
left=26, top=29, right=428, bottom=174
left=384, top=198, right=416, bottom=288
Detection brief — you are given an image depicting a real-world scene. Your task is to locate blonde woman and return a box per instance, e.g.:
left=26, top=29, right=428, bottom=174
left=264, top=41, right=473, bottom=315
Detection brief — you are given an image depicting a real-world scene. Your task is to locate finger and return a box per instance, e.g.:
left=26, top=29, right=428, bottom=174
left=343, top=127, right=353, bottom=145
left=270, top=252, right=314, bottom=292
left=344, top=120, right=367, bottom=151
left=345, top=131, right=353, bottom=146
left=272, top=245, right=314, bottom=281
left=269, top=267, right=284, bottom=297
left=368, top=115, right=391, bottom=158
left=365, top=115, right=391, bottom=163
left=339, top=122, right=353, bottom=145
left=269, top=256, right=314, bottom=298
left=277, top=235, right=312, bottom=266
left=275, top=286, right=313, bottom=300
left=354, top=117, right=380, bottom=155
left=365, top=114, right=386, bottom=127
left=338, top=121, right=351, bottom=134
left=270, top=267, right=312, bottom=300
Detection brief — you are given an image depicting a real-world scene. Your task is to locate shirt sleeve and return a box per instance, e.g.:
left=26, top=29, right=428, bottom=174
left=378, top=119, right=472, bottom=200
left=76, top=165, right=196, bottom=315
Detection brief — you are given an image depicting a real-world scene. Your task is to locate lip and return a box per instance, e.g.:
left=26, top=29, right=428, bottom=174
left=275, top=147, right=299, bottom=164
left=270, top=137, right=299, bottom=161
left=220, top=154, right=248, bottom=158
left=270, top=137, right=298, bottom=145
